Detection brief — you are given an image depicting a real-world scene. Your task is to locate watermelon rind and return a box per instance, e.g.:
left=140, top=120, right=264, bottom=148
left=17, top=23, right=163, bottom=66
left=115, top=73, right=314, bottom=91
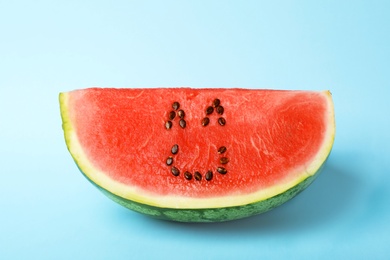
left=95, top=166, right=321, bottom=222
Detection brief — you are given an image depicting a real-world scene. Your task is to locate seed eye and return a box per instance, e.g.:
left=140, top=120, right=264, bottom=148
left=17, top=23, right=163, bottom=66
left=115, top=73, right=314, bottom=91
left=171, top=167, right=180, bottom=176
left=220, top=157, right=229, bottom=164
left=165, top=121, right=173, bottom=129
left=218, top=117, right=226, bottom=126
left=216, top=106, right=224, bottom=115
left=217, top=167, right=227, bottom=175
left=206, top=106, right=214, bottom=115
left=166, top=156, right=174, bottom=166
left=168, top=111, right=176, bottom=120
left=201, top=117, right=210, bottom=126
left=194, top=171, right=202, bottom=181
left=172, top=102, right=180, bottom=111
left=184, top=171, right=193, bottom=180
left=218, top=146, right=227, bottom=154
left=171, top=144, right=179, bottom=154
left=205, top=171, right=213, bottom=181
left=179, top=119, right=186, bottom=128
left=213, top=99, right=221, bottom=108
left=177, top=110, right=185, bottom=119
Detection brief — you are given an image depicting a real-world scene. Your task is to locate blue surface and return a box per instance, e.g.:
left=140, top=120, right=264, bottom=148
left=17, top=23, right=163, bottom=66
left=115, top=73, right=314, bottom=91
left=1, top=1, right=389, bottom=259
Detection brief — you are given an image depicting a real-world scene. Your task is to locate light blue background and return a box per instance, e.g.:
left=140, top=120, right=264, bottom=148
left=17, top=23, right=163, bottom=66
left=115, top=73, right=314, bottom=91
left=1, top=1, right=389, bottom=259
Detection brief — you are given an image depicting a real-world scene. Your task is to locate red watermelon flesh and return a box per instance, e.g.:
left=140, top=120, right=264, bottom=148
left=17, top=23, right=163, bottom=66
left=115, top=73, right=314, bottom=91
left=60, top=88, right=335, bottom=218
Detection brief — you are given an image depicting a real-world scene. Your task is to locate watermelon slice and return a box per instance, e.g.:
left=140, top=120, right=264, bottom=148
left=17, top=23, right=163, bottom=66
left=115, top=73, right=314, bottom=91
left=59, top=88, right=335, bottom=222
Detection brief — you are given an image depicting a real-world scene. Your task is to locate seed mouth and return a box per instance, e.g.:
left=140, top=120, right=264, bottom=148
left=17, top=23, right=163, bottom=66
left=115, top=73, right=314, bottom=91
left=217, top=167, right=227, bottom=175
left=166, top=156, right=173, bottom=166
left=171, top=166, right=180, bottom=176
left=220, top=157, right=229, bottom=164
left=165, top=143, right=230, bottom=182
left=194, top=172, right=202, bottom=181
left=218, top=146, right=227, bottom=154
left=165, top=121, right=172, bottom=130
left=171, top=144, right=179, bottom=155
left=184, top=171, right=193, bottom=180
left=205, top=171, right=213, bottom=181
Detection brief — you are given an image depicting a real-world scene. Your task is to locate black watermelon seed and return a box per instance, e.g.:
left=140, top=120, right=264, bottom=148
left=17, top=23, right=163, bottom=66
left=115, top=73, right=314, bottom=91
left=220, top=157, right=229, bottom=164
left=194, top=171, right=202, bottom=181
left=218, top=146, right=227, bottom=154
left=213, top=99, right=221, bottom=107
left=171, top=166, right=180, bottom=176
left=177, top=109, right=185, bottom=119
left=216, top=106, right=224, bottom=115
left=172, top=102, right=180, bottom=111
left=179, top=119, right=186, bottom=128
left=217, top=167, right=227, bottom=174
left=201, top=117, right=210, bottom=127
left=184, top=171, right=193, bottom=180
left=171, top=144, right=179, bottom=155
left=165, top=121, right=173, bottom=129
left=205, top=171, right=213, bottom=181
left=166, top=157, right=173, bottom=166
left=168, top=111, right=176, bottom=120
left=218, top=117, right=226, bottom=126
left=206, top=106, right=214, bottom=115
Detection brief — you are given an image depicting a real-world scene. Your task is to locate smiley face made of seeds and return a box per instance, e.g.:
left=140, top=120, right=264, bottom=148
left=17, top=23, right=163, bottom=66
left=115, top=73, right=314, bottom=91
left=164, top=99, right=229, bottom=182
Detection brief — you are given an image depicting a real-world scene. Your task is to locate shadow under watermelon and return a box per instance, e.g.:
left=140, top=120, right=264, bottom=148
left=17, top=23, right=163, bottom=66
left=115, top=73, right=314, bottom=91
left=208, top=161, right=361, bottom=233
left=156, top=158, right=362, bottom=234
left=239, top=161, right=361, bottom=232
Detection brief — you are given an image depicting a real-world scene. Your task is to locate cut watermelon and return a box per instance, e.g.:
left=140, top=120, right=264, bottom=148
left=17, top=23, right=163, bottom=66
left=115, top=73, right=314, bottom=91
left=59, top=88, right=335, bottom=222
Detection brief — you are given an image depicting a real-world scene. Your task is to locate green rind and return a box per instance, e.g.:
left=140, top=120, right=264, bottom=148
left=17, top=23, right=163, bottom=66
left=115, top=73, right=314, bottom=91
left=79, top=163, right=324, bottom=222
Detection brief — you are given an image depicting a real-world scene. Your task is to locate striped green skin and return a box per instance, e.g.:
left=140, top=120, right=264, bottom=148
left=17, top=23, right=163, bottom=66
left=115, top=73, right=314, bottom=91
left=78, top=163, right=324, bottom=222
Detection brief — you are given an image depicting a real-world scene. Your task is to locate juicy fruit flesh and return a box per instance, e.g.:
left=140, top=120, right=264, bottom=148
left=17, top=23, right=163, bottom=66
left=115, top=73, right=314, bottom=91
left=67, top=88, right=328, bottom=198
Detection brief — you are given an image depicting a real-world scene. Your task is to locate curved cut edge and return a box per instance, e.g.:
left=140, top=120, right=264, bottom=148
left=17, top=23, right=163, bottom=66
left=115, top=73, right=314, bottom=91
left=90, top=162, right=325, bottom=222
